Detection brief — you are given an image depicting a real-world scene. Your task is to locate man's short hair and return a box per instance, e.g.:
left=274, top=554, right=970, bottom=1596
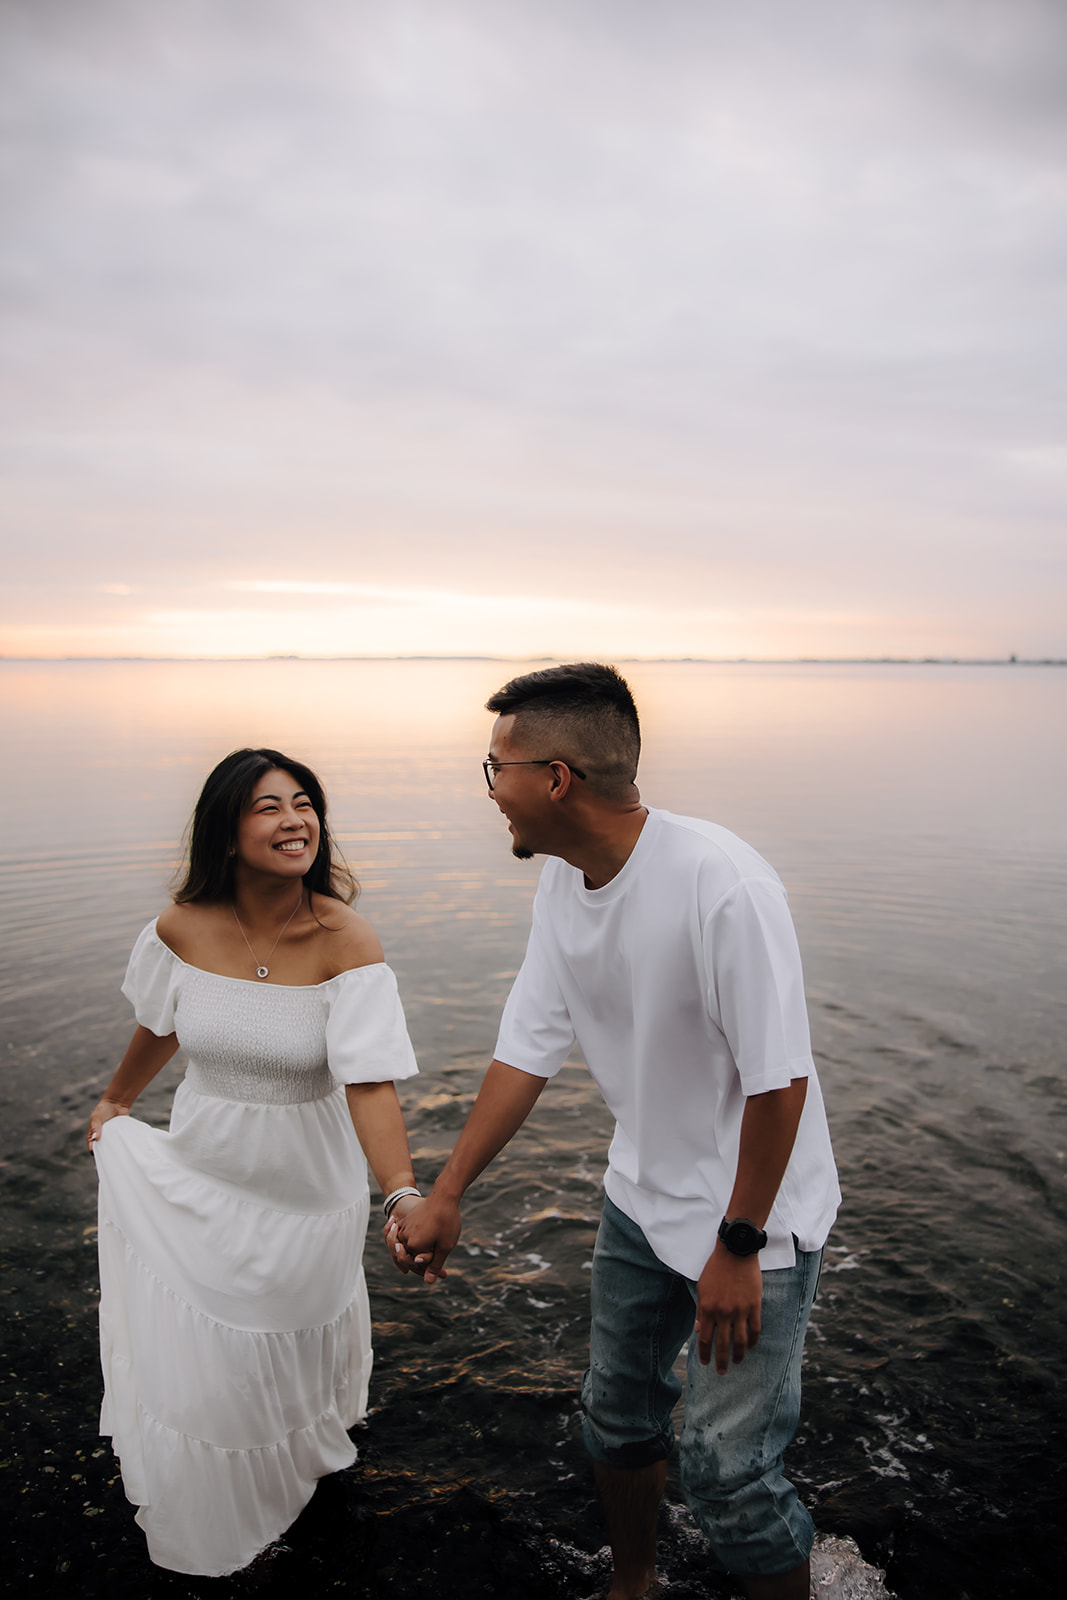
left=485, top=662, right=640, bottom=802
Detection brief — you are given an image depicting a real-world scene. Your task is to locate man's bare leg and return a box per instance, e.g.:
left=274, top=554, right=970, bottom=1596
left=593, top=1460, right=666, bottom=1599
left=743, top=1557, right=811, bottom=1599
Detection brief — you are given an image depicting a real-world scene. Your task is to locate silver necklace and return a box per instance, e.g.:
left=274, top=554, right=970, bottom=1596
left=230, top=893, right=303, bottom=979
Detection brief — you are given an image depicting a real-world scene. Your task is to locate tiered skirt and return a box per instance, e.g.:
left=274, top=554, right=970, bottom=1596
left=94, top=1081, right=372, bottom=1576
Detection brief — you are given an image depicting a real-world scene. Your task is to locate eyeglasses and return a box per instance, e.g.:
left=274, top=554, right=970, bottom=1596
left=482, top=758, right=587, bottom=792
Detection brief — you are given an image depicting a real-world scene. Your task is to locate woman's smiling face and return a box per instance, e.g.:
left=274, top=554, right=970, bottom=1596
left=234, top=768, right=321, bottom=880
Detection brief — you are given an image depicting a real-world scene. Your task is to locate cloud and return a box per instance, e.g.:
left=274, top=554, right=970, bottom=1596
left=1, top=0, right=1065, bottom=658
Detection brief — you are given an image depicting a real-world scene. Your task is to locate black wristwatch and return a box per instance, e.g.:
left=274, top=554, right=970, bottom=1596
left=717, top=1216, right=768, bottom=1257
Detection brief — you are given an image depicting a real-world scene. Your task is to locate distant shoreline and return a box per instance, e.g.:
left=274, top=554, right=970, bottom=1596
left=2, top=654, right=1065, bottom=667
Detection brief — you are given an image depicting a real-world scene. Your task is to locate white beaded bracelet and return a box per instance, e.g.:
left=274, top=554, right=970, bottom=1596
left=383, top=1185, right=422, bottom=1219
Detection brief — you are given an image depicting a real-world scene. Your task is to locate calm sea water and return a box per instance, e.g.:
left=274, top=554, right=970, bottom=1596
left=2, top=658, right=1065, bottom=1598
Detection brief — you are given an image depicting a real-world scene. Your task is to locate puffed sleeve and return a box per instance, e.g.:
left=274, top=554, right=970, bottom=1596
left=324, top=963, right=419, bottom=1085
left=120, top=921, right=181, bottom=1036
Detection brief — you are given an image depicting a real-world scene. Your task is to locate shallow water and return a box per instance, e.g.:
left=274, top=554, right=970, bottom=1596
left=2, top=658, right=1065, bottom=1597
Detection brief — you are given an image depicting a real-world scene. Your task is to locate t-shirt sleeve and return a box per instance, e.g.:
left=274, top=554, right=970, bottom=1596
left=493, top=897, right=576, bottom=1079
left=325, top=963, right=420, bottom=1085
left=703, top=878, right=814, bottom=1095
left=120, top=922, right=181, bottom=1036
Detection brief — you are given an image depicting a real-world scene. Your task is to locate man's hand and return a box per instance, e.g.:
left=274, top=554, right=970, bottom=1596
left=381, top=1059, right=547, bottom=1285
left=386, top=1191, right=462, bottom=1284
left=695, top=1244, right=763, bottom=1375
left=381, top=1192, right=449, bottom=1281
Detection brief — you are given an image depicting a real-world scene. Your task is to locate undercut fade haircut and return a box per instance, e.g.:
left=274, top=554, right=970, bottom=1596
left=486, top=663, right=640, bottom=802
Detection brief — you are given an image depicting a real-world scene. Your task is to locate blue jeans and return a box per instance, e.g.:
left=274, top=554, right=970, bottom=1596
left=582, top=1196, right=822, bottom=1578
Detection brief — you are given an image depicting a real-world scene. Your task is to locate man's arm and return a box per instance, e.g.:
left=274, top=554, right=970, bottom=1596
left=696, top=1075, right=807, bottom=1374
left=389, top=1058, right=549, bottom=1283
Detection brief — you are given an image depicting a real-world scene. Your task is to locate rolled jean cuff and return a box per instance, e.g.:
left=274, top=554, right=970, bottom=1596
left=581, top=1409, right=672, bottom=1469
left=581, top=1360, right=675, bottom=1467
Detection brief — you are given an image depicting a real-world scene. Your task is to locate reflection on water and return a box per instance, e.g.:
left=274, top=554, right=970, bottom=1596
left=4, top=658, right=1065, bottom=1069
left=7, top=657, right=1066, bottom=842
left=2, top=658, right=1066, bottom=1598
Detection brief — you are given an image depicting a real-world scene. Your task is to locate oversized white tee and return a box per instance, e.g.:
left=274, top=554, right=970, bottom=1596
left=493, top=808, right=840, bottom=1279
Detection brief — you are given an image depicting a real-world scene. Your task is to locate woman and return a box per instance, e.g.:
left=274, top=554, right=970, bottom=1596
left=87, top=747, right=423, bottom=1576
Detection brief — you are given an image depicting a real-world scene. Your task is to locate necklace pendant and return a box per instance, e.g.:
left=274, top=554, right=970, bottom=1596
left=230, top=896, right=302, bottom=985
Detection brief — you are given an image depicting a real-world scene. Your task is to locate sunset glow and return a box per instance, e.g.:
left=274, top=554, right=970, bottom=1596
left=2, top=1, right=1065, bottom=662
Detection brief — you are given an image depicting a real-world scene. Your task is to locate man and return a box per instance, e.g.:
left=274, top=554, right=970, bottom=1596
left=392, top=662, right=840, bottom=1600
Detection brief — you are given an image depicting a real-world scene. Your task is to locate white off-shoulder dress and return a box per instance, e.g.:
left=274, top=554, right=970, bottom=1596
left=93, top=920, right=418, bottom=1576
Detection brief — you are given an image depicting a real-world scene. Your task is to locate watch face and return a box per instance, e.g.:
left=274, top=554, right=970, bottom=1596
left=730, top=1222, right=759, bottom=1252
left=720, top=1218, right=765, bottom=1255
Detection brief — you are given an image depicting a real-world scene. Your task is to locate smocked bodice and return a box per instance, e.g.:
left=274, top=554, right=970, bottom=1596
left=121, top=921, right=419, bottom=1107
left=175, top=969, right=336, bottom=1105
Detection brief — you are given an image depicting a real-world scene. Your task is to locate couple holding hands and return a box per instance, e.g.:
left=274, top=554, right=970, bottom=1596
left=88, top=662, right=838, bottom=1600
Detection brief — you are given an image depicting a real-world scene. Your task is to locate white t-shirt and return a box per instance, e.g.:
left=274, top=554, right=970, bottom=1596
left=494, top=808, right=840, bottom=1278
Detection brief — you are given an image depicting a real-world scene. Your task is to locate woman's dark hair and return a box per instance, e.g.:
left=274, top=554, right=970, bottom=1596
left=172, top=748, right=357, bottom=906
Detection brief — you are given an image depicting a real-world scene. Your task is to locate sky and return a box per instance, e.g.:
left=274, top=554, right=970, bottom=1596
left=1, top=0, right=1065, bottom=661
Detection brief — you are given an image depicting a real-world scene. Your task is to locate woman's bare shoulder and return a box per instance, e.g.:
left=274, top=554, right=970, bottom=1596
left=156, top=900, right=225, bottom=958
left=311, top=898, right=386, bottom=976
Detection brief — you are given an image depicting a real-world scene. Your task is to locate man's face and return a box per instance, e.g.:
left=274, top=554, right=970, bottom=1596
left=485, top=714, right=550, bottom=861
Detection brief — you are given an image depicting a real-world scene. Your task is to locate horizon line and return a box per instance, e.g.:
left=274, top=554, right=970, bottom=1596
left=2, top=653, right=1065, bottom=667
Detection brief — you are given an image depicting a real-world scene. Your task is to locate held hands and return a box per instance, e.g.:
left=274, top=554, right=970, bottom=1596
left=695, top=1243, right=763, bottom=1375
left=86, top=1097, right=130, bottom=1152
left=380, top=1191, right=432, bottom=1272
left=384, top=1191, right=461, bottom=1285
